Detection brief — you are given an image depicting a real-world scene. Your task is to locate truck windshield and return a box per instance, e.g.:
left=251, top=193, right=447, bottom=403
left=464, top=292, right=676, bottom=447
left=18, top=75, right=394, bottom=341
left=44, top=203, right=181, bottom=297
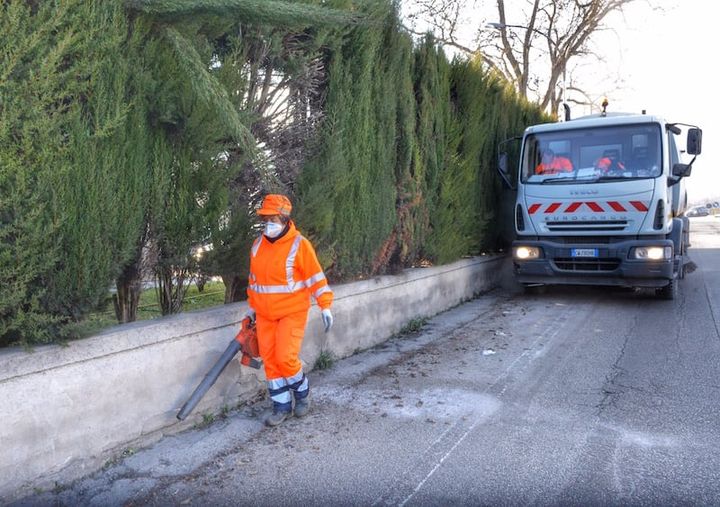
left=521, top=123, right=662, bottom=184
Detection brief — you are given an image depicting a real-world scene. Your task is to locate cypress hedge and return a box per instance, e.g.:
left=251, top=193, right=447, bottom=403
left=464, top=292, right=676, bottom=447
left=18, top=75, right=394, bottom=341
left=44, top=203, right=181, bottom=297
left=1, top=1, right=153, bottom=344
left=1, top=0, right=546, bottom=347
left=297, top=8, right=548, bottom=278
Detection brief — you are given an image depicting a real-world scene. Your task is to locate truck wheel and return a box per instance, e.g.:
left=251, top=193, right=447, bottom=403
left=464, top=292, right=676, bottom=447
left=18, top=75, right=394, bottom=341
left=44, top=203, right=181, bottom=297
left=678, top=258, right=686, bottom=280
left=657, top=277, right=677, bottom=300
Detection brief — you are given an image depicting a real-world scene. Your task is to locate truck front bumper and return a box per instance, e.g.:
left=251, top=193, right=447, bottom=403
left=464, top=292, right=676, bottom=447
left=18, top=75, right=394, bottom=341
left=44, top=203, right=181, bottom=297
left=513, top=238, right=674, bottom=288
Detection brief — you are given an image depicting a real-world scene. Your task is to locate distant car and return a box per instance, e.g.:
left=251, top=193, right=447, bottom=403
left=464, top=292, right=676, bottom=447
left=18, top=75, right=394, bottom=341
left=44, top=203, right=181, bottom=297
left=685, top=206, right=709, bottom=217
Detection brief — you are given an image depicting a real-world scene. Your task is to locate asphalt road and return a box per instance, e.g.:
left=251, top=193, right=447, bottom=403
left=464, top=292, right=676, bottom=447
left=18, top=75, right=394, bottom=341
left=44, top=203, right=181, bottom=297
left=16, top=216, right=720, bottom=506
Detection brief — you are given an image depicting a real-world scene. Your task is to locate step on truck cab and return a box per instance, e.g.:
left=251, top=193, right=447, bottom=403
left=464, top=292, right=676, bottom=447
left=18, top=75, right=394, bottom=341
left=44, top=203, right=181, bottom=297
left=496, top=105, right=702, bottom=299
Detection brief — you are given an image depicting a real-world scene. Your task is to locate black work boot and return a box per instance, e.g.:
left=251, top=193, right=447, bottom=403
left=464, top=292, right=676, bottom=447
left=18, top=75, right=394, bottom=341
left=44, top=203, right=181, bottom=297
left=265, top=409, right=289, bottom=427
left=294, top=395, right=310, bottom=418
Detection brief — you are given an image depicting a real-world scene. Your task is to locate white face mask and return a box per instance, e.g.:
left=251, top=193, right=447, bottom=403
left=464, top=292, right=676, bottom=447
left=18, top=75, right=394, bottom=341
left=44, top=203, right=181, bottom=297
left=263, top=222, right=284, bottom=238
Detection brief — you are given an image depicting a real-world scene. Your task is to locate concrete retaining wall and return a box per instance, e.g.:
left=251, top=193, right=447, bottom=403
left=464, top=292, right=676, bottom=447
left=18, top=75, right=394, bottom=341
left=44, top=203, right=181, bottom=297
left=0, top=255, right=505, bottom=500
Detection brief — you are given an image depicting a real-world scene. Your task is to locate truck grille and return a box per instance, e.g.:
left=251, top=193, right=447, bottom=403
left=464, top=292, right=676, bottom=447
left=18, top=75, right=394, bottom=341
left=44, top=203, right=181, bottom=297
left=553, top=257, right=621, bottom=272
left=551, top=236, right=613, bottom=244
left=546, top=220, right=627, bottom=232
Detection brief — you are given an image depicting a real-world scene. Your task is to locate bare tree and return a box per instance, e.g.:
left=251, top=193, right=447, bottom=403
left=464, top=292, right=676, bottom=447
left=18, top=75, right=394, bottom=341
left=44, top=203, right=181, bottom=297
left=403, top=0, right=643, bottom=115
left=230, top=27, right=328, bottom=193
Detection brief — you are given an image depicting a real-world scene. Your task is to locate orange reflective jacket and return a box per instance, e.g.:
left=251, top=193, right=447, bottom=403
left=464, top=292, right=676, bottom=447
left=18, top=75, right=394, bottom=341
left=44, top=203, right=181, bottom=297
left=595, top=157, right=625, bottom=173
left=247, top=221, right=333, bottom=320
left=535, top=156, right=573, bottom=175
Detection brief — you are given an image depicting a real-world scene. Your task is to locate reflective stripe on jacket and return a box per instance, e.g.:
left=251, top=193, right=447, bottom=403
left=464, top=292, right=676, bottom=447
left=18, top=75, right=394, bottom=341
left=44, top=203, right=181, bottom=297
left=247, top=221, right=333, bottom=320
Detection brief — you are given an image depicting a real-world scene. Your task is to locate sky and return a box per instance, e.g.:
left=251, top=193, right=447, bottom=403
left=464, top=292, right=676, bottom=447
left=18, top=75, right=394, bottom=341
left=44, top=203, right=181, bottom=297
left=596, top=0, right=718, bottom=205
left=402, top=0, right=719, bottom=205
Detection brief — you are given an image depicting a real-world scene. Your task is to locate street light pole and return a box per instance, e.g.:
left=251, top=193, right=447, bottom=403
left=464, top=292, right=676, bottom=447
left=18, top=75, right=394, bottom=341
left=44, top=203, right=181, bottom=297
left=562, top=66, right=567, bottom=119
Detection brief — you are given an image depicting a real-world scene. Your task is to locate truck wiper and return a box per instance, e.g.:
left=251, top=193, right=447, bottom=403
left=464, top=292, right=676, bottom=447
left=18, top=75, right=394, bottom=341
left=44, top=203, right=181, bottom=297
left=593, top=176, right=628, bottom=182
left=539, top=177, right=575, bottom=184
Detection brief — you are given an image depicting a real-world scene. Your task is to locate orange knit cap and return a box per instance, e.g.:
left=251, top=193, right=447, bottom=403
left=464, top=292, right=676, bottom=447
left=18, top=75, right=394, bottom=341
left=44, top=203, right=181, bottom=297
left=257, top=194, right=292, bottom=217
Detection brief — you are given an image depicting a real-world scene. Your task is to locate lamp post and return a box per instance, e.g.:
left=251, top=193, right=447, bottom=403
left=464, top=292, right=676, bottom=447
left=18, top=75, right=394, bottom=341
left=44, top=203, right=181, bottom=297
left=486, top=22, right=567, bottom=119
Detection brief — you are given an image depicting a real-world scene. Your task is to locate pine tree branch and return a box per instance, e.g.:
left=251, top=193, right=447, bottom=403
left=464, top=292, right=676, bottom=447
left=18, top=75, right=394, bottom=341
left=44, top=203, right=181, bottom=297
left=163, top=25, right=254, bottom=149
left=127, top=0, right=360, bottom=27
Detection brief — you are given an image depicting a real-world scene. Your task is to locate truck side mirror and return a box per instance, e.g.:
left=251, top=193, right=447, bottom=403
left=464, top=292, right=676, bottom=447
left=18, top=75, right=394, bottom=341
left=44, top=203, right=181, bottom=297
left=686, top=128, right=702, bottom=155
left=499, top=152, right=508, bottom=174
left=497, top=152, right=516, bottom=190
left=672, top=163, right=692, bottom=178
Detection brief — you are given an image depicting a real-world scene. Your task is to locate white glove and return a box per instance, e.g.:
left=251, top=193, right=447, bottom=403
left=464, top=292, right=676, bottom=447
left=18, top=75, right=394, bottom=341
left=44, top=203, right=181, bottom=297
left=244, top=307, right=256, bottom=324
left=321, top=309, right=334, bottom=333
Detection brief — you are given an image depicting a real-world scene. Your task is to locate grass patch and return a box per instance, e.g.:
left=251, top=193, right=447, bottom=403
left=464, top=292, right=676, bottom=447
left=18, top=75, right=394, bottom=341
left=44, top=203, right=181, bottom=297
left=202, top=412, right=215, bottom=427
left=102, top=447, right=137, bottom=471
left=194, top=412, right=216, bottom=430
left=399, top=317, right=428, bottom=335
left=79, top=280, right=227, bottom=337
left=314, top=350, right=335, bottom=370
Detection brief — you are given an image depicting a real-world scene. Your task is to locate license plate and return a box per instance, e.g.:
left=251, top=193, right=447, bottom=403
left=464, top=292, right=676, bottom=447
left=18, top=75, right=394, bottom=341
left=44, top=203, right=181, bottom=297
left=571, top=248, right=598, bottom=258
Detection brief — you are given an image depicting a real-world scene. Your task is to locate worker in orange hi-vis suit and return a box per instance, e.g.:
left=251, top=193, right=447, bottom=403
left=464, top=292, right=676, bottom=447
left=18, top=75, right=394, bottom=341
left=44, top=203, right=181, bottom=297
left=594, top=150, right=626, bottom=175
left=244, top=194, right=334, bottom=427
left=535, top=148, right=573, bottom=175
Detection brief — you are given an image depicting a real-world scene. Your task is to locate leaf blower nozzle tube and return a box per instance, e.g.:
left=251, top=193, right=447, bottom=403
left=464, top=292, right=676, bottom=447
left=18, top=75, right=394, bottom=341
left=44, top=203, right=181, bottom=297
left=176, top=338, right=241, bottom=421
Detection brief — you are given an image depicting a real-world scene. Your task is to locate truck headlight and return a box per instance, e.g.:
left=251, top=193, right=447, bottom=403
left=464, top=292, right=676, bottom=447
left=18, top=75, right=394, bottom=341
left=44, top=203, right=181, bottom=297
left=631, top=246, right=672, bottom=260
left=514, top=246, right=541, bottom=260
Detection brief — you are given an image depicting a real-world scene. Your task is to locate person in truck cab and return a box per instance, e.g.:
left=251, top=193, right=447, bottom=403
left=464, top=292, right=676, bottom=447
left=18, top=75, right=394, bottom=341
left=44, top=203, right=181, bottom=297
left=594, top=149, right=626, bottom=175
left=535, top=148, right=574, bottom=175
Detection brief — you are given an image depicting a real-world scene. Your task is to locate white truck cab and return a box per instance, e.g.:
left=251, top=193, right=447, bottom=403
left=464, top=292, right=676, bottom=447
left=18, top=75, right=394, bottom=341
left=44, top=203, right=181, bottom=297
left=497, top=108, right=703, bottom=299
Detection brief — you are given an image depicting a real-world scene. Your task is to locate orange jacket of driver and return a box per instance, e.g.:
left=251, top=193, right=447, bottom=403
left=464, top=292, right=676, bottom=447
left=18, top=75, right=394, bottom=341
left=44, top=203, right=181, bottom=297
left=247, top=221, right=333, bottom=321
left=535, top=156, right=573, bottom=175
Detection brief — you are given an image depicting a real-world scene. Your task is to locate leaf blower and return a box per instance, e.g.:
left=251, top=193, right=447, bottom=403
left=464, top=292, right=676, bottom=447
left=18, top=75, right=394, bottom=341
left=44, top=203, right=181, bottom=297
left=176, top=316, right=261, bottom=421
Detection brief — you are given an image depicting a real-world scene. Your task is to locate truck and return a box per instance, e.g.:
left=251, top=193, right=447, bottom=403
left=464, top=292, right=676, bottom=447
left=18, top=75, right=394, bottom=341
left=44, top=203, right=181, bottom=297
left=496, top=103, right=703, bottom=299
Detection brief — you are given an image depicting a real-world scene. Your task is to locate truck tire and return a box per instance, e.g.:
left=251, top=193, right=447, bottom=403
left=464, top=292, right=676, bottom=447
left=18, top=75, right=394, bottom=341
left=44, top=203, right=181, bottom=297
left=657, top=277, right=677, bottom=300
left=678, top=257, right=686, bottom=280
left=681, top=216, right=691, bottom=248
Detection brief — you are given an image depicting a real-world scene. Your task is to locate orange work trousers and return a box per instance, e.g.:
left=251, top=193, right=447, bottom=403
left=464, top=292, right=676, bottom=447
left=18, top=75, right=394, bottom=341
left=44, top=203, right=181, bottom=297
left=255, top=310, right=308, bottom=380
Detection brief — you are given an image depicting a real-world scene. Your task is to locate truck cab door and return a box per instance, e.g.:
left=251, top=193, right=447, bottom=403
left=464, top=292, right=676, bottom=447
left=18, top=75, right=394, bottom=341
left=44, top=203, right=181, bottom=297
left=496, top=136, right=522, bottom=190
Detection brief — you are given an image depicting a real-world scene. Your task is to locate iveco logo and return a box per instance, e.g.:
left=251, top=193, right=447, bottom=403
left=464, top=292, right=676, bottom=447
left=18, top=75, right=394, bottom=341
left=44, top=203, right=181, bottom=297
left=569, top=190, right=599, bottom=195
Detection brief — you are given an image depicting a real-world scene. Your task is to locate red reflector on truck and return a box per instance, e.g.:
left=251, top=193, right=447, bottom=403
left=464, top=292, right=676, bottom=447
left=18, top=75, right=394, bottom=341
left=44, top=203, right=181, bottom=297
left=527, top=201, right=650, bottom=215
left=631, top=201, right=649, bottom=212
left=564, top=202, right=582, bottom=213
left=544, top=203, right=561, bottom=213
